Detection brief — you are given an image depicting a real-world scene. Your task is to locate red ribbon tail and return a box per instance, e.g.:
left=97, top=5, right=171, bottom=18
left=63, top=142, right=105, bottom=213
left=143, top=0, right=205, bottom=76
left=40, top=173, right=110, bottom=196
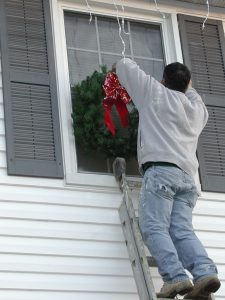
left=115, top=101, right=129, bottom=128
left=104, top=111, right=116, bottom=136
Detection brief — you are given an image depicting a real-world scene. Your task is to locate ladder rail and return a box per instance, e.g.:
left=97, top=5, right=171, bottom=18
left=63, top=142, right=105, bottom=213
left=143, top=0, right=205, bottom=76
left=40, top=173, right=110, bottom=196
left=114, top=158, right=157, bottom=300
left=119, top=199, right=154, bottom=300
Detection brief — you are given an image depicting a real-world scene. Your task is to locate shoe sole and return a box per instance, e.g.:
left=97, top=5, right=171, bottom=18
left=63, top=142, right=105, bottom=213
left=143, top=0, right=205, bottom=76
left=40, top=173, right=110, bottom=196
left=187, top=278, right=221, bottom=300
left=178, top=286, right=194, bottom=296
left=160, top=285, right=193, bottom=298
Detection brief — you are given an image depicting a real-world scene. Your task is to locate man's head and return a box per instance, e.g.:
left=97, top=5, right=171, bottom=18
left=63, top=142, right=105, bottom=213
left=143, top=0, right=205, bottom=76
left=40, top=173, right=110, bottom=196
left=162, top=62, right=191, bottom=93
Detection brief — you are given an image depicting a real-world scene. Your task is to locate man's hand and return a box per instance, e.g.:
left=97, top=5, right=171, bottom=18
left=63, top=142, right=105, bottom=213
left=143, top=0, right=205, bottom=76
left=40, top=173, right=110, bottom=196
left=112, top=63, right=117, bottom=72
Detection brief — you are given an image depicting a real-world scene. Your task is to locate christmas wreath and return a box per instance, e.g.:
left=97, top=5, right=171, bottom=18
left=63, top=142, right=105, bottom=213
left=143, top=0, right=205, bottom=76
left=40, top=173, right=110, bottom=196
left=71, top=66, right=138, bottom=159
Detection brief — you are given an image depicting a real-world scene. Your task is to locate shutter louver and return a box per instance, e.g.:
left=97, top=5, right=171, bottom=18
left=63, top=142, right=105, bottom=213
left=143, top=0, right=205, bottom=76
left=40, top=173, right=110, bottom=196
left=178, top=15, right=225, bottom=192
left=185, top=20, right=225, bottom=95
left=0, top=0, right=63, bottom=178
left=12, top=83, right=55, bottom=160
left=7, top=0, right=49, bottom=74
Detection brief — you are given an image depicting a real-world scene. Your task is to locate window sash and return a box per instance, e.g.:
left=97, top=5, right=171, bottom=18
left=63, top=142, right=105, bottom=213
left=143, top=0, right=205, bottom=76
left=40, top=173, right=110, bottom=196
left=64, top=11, right=165, bottom=175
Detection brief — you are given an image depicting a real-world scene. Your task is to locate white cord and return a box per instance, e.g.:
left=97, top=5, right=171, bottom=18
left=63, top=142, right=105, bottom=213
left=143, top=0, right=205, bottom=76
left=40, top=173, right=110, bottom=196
left=202, top=0, right=210, bottom=30
left=85, top=0, right=93, bottom=24
left=119, top=0, right=130, bottom=35
left=112, top=0, right=126, bottom=62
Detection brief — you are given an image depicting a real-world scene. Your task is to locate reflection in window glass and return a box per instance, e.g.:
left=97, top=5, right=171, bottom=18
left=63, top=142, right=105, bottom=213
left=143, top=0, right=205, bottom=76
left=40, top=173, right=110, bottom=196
left=131, top=22, right=164, bottom=59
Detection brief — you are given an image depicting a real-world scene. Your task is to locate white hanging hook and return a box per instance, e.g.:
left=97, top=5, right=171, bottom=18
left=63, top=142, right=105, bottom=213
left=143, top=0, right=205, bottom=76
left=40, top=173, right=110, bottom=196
left=112, top=0, right=126, bottom=62
left=152, top=0, right=166, bottom=19
left=202, top=0, right=210, bottom=30
left=85, top=0, right=93, bottom=24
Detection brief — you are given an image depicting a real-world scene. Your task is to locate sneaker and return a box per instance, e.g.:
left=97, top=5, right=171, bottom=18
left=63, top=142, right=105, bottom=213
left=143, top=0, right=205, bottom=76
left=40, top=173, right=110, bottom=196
left=157, top=279, right=193, bottom=298
left=184, top=275, right=221, bottom=300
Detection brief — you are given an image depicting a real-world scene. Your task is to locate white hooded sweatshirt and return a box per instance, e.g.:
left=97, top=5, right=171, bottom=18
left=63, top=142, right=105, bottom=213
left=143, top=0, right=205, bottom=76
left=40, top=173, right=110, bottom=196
left=116, top=58, right=208, bottom=183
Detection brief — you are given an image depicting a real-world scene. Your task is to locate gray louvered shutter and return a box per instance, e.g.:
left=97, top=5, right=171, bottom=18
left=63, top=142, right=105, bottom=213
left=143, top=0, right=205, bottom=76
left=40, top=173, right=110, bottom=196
left=0, top=0, right=64, bottom=178
left=178, top=15, right=225, bottom=192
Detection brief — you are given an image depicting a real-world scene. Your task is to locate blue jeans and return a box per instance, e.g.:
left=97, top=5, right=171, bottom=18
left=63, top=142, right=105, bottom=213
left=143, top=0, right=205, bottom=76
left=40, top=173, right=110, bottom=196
left=139, top=165, right=217, bottom=283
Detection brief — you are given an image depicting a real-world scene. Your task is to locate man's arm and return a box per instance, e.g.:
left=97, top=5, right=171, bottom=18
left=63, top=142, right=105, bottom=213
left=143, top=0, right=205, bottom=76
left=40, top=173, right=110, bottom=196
left=185, top=86, right=209, bottom=128
left=115, top=58, right=154, bottom=110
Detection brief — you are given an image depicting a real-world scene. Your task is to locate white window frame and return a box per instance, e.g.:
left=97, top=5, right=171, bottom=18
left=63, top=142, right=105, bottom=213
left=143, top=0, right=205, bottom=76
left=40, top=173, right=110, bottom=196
left=51, top=0, right=186, bottom=189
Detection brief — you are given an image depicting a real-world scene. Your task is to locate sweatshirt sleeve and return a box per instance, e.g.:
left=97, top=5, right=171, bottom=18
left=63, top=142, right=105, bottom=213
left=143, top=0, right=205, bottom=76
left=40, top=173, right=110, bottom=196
left=116, top=58, right=153, bottom=110
left=185, top=87, right=209, bottom=128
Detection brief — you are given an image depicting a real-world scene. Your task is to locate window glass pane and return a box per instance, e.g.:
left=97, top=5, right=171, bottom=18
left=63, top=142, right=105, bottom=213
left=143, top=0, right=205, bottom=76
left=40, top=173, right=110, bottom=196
left=98, top=17, right=131, bottom=55
left=67, top=50, right=99, bottom=85
left=131, top=22, right=164, bottom=59
left=76, top=144, right=139, bottom=175
left=135, top=59, right=164, bottom=81
left=64, top=13, right=98, bottom=51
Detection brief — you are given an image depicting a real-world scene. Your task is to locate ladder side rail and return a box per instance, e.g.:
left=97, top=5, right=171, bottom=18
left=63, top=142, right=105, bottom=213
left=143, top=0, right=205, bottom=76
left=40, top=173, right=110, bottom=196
left=114, top=158, right=157, bottom=300
left=119, top=199, right=153, bottom=300
left=122, top=177, right=157, bottom=300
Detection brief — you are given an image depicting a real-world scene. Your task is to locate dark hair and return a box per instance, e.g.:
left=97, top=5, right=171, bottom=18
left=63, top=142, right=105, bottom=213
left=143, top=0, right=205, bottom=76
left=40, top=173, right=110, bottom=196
left=163, top=62, right=191, bottom=93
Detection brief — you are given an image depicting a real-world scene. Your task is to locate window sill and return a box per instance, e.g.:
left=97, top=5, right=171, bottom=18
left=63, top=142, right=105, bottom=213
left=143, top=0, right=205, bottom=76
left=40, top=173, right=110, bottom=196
left=65, top=172, right=142, bottom=192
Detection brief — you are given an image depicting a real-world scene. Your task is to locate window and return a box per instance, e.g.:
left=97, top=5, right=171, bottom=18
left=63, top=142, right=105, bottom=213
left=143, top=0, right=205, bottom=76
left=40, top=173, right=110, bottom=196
left=64, top=12, right=165, bottom=175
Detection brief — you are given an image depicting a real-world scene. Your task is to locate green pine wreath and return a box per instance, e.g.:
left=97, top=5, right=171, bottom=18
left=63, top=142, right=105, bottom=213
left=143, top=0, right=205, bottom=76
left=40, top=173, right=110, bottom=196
left=71, top=66, right=138, bottom=159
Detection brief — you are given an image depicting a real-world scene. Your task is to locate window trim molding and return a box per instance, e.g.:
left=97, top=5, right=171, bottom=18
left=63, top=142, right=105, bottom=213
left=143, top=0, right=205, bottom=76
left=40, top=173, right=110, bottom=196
left=51, top=0, right=185, bottom=188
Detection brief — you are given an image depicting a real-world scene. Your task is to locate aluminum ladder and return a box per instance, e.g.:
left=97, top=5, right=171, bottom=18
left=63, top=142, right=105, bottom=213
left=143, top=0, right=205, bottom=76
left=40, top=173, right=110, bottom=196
left=113, top=157, right=215, bottom=300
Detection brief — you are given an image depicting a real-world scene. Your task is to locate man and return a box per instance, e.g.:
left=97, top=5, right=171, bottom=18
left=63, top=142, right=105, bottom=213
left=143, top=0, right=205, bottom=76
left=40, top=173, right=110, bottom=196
left=115, top=58, right=220, bottom=299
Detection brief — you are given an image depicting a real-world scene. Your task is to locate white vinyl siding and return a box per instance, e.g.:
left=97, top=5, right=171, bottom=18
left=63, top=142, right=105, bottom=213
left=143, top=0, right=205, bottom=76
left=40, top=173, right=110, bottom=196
left=193, top=198, right=225, bottom=299
left=0, top=184, right=138, bottom=299
left=0, top=183, right=224, bottom=298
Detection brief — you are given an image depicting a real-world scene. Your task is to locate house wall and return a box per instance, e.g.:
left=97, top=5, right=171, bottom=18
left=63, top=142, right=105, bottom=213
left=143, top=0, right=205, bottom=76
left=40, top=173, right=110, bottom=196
left=0, top=54, right=138, bottom=299
left=0, top=0, right=224, bottom=299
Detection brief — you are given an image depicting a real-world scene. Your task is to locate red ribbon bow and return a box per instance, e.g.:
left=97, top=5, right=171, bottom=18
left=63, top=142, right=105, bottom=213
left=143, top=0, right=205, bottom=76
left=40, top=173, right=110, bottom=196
left=102, top=72, right=131, bottom=136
